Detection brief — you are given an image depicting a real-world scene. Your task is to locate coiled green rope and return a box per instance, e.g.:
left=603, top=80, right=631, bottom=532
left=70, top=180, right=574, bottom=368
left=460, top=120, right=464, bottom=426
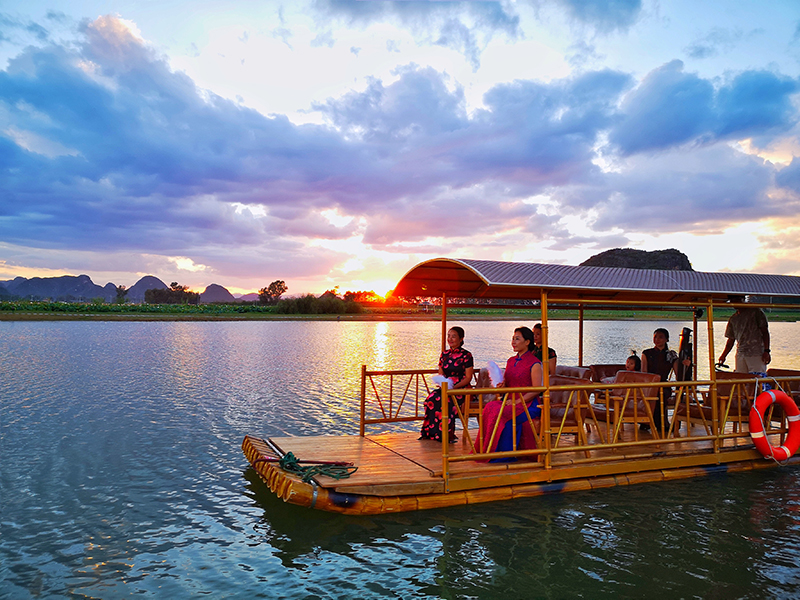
left=278, top=451, right=359, bottom=482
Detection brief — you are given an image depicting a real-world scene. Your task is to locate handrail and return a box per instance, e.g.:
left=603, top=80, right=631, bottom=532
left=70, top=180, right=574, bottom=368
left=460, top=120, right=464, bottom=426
left=359, top=366, right=799, bottom=491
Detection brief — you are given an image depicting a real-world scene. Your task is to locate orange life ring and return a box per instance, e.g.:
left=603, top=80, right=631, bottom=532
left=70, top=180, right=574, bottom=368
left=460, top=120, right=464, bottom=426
left=749, top=389, right=800, bottom=461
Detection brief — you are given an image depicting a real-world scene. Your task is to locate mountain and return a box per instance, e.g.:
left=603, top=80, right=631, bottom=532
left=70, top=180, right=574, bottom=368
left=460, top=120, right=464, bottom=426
left=199, top=284, right=236, bottom=303
left=127, top=276, right=168, bottom=303
left=237, top=293, right=259, bottom=302
left=0, top=274, right=117, bottom=301
left=580, top=248, right=693, bottom=271
left=0, top=273, right=251, bottom=303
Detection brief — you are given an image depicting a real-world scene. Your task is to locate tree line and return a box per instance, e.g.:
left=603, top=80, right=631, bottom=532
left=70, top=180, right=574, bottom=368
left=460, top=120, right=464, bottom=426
left=15, top=278, right=391, bottom=314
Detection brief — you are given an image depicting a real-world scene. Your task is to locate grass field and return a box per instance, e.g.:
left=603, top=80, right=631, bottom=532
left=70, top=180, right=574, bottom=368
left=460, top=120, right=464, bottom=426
left=2, top=300, right=798, bottom=321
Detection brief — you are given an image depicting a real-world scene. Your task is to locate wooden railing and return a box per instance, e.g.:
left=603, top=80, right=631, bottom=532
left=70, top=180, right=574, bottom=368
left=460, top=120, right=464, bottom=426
left=359, top=366, right=436, bottom=435
left=359, top=367, right=800, bottom=490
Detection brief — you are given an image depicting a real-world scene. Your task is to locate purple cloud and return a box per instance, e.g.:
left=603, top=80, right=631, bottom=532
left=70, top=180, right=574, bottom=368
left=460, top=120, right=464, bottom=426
left=1, top=14, right=798, bottom=286
left=609, top=61, right=799, bottom=155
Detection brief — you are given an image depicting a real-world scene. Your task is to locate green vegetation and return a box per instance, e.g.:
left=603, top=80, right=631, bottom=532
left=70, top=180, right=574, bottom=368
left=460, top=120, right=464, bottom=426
left=145, top=282, right=200, bottom=304
left=0, top=300, right=275, bottom=315
left=2, top=301, right=798, bottom=321
left=258, top=280, right=288, bottom=304
left=275, top=293, right=362, bottom=314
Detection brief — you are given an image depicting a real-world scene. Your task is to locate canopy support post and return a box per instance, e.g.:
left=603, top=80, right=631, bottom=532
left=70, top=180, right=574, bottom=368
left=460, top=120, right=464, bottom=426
left=440, top=293, right=448, bottom=352
left=541, top=289, right=552, bottom=469
left=578, top=304, right=585, bottom=366
left=706, top=300, right=719, bottom=452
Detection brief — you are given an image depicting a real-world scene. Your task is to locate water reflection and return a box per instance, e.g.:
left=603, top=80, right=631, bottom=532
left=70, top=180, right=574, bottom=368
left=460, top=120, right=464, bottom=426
left=372, top=321, right=390, bottom=371
left=2, top=319, right=799, bottom=598
left=243, top=465, right=800, bottom=598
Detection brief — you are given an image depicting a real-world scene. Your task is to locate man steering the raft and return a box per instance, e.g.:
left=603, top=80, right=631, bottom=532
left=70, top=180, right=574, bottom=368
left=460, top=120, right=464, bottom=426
left=718, top=295, right=771, bottom=373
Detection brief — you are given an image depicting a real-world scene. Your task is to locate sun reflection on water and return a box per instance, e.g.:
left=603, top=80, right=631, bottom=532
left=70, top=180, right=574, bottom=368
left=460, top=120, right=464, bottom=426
left=372, top=321, right=390, bottom=371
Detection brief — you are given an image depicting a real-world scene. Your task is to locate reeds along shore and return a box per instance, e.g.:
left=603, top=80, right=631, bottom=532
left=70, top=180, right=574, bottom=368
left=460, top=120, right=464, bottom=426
left=3, top=301, right=800, bottom=322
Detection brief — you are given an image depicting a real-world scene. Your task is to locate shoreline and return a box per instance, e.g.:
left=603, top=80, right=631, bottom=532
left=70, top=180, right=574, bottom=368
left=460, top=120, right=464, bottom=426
left=2, top=312, right=797, bottom=322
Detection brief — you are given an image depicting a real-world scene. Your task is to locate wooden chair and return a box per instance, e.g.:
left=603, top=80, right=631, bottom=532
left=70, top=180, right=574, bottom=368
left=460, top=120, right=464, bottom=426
left=589, top=364, right=627, bottom=383
left=673, top=371, right=757, bottom=434
left=466, top=366, right=505, bottom=420
left=547, top=375, right=595, bottom=447
left=591, top=371, right=662, bottom=442
left=556, top=365, right=592, bottom=380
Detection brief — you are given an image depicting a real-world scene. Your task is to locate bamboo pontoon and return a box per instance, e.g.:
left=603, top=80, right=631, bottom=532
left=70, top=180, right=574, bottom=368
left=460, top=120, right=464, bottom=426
left=243, top=258, right=800, bottom=514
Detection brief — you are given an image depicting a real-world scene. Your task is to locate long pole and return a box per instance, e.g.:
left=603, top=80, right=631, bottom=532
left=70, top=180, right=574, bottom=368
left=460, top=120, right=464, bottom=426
left=360, top=364, right=367, bottom=436
left=706, top=301, right=719, bottom=453
left=541, top=289, right=551, bottom=469
left=578, top=304, right=584, bottom=366
left=441, top=292, right=447, bottom=352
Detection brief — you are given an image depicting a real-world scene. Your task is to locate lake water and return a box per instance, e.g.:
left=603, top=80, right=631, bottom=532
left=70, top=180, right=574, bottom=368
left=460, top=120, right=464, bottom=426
left=2, top=319, right=800, bottom=599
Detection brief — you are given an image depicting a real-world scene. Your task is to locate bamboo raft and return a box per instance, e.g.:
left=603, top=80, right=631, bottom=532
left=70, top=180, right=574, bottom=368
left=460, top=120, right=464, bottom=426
left=242, top=257, right=800, bottom=515
left=243, top=400, right=800, bottom=515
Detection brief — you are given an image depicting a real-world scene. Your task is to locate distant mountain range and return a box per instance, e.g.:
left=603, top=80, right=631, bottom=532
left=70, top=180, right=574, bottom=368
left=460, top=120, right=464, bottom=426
left=0, top=249, right=693, bottom=303
left=0, top=274, right=253, bottom=303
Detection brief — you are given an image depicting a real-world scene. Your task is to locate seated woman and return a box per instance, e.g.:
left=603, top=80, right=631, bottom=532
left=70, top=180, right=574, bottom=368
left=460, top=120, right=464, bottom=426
left=600, top=353, right=641, bottom=383
left=532, top=323, right=557, bottom=373
left=481, top=326, right=543, bottom=455
left=419, top=326, right=474, bottom=442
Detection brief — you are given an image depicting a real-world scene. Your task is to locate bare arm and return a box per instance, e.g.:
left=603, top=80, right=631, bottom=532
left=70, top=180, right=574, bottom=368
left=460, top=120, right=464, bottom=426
left=718, top=337, right=735, bottom=364
left=548, top=356, right=557, bottom=374
left=521, top=362, right=543, bottom=404
left=641, top=352, right=648, bottom=374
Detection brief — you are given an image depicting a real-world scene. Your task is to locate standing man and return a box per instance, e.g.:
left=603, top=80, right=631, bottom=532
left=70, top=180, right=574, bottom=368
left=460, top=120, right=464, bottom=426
left=718, top=296, right=771, bottom=373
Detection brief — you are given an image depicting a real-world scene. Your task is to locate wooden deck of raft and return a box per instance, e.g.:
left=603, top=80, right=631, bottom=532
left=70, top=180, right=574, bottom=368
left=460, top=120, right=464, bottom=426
left=245, top=422, right=800, bottom=513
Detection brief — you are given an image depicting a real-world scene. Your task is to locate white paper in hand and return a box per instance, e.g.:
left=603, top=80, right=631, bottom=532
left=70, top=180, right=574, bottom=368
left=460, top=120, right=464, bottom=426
left=432, top=375, right=452, bottom=386
left=487, top=360, right=503, bottom=387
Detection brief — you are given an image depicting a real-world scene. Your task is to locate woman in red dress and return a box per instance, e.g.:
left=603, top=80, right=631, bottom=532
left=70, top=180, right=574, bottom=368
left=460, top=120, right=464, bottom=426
left=481, top=326, right=543, bottom=454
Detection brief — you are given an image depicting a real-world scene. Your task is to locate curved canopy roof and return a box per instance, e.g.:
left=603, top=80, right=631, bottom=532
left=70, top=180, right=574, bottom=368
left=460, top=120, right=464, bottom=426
left=393, top=258, right=800, bottom=305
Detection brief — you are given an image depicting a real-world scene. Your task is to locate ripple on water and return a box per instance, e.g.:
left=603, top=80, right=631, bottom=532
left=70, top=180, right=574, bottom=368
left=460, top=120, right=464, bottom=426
left=3, top=320, right=800, bottom=599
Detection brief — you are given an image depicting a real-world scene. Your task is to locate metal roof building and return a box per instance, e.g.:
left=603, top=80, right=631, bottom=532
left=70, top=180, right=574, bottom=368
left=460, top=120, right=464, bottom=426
left=393, top=258, right=800, bottom=305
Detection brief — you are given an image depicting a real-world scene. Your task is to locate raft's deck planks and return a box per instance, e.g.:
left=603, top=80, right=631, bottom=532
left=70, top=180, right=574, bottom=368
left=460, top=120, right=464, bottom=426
left=266, top=422, right=782, bottom=496
left=268, top=435, right=445, bottom=494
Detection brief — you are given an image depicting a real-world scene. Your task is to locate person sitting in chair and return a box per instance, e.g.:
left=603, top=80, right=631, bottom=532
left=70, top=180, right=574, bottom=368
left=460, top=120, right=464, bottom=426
left=419, top=327, right=474, bottom=442
left=481, top=327, right=543, bottom=456
left=532, top=323, right=557, bottom=373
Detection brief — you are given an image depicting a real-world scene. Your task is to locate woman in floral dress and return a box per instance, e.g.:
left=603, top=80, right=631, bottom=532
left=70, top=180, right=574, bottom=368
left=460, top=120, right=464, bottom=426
left=419, top=327, right=474, bottom=442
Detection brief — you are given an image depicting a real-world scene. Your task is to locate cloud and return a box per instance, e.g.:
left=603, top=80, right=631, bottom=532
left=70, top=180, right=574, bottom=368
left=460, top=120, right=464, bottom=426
left=774, top=157, right=800, bottom=192
left=552, top=0, right=643, bottom=33
left=3, top=14, right=800, bottom=290
left=312, top=0, right=521, bottom=69
left=609, top=60, right=799, bottom=155
left=0, top=13, right=52, bottom=44
left=715, top=70, right=799, bottom=138
left=684, top=27, right=762, bottom=60
left=555, top=144, right=783, bottom=233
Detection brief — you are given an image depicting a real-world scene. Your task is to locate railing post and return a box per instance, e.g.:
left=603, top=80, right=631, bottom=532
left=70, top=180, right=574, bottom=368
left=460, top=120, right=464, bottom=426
left=360, top=364, right=367, bottom=436
left=441, top=292, right=447, bottom=352
left=441, top=381, right=450, bottom=492
left=707, top=301, right=720, bottom=453
left=541, top=289, right=551, bottom=469
left=578, top=304, right=584, bottom=366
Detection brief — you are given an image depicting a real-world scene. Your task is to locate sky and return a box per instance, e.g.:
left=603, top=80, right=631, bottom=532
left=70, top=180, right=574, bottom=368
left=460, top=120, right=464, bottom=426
left=2, top=1, right=800, bottom=297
